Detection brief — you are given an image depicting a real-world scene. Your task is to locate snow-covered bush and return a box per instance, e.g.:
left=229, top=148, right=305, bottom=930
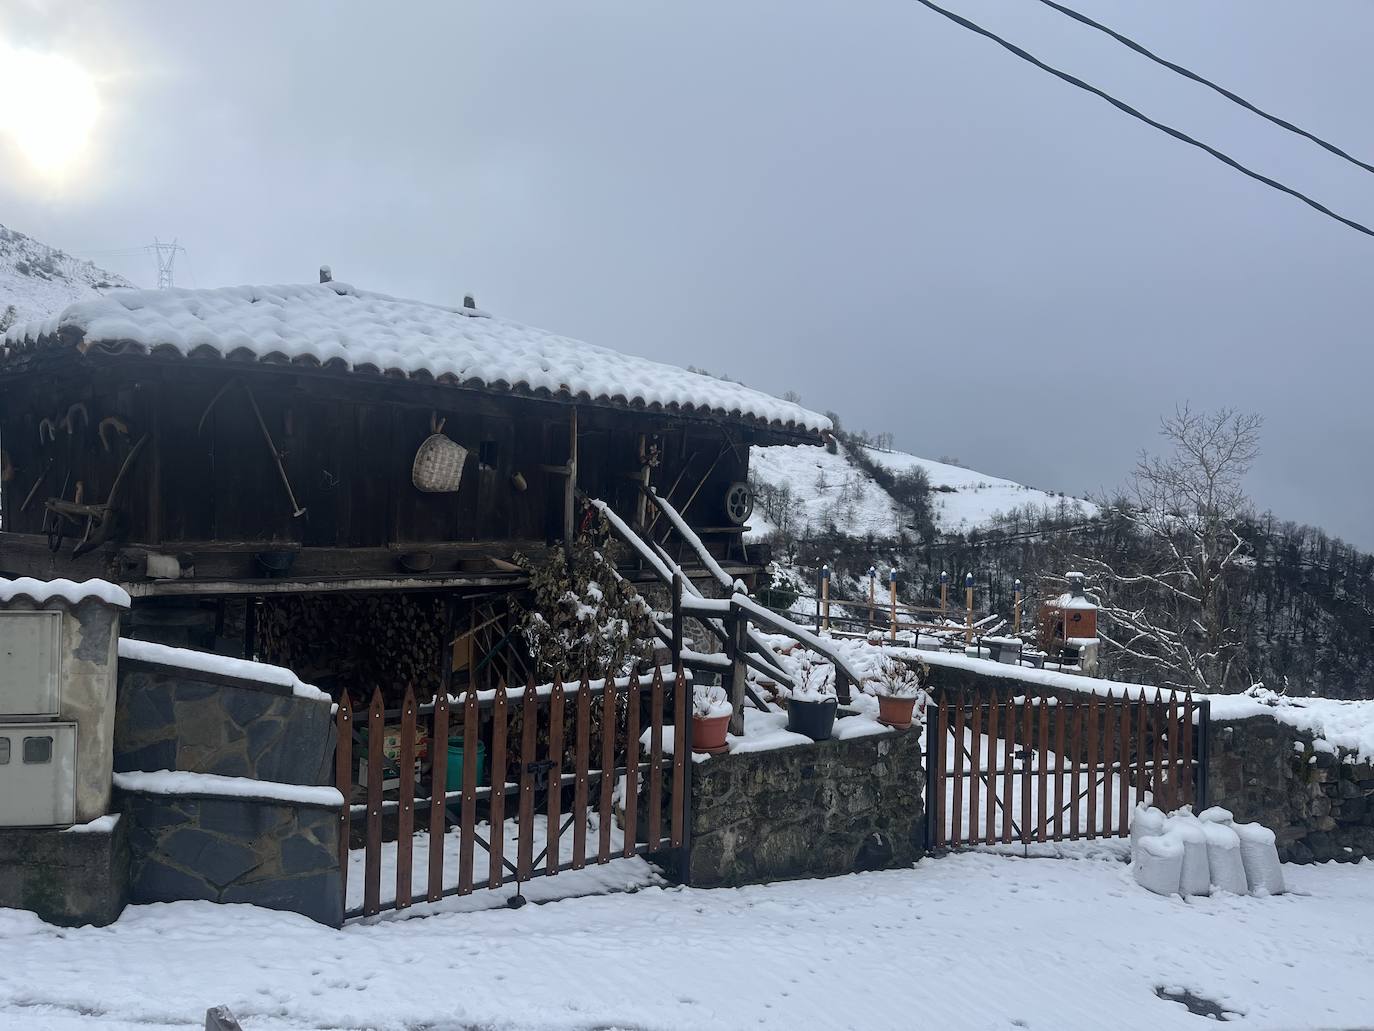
left=514, top=512, right=655, bottom=680
left=871, top=654, right=928, bottom=700
left=693, top=684, right=732, bottom=720
left=791, top=650, right=837, bottom=701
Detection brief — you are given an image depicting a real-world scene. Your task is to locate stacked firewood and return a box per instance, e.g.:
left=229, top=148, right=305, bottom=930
left=258, top=593, right=447, bottom=706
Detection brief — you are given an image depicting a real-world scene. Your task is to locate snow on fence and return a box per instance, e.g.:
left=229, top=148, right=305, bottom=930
left=928, top=689, right=1207, bottom=847
left=336, top=667, right=689, bottom=920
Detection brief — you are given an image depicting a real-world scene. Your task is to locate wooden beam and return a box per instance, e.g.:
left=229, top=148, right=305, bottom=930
left=124, top=573, right=526, bottom=598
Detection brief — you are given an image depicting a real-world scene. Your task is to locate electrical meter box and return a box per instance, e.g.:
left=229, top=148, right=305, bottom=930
left=0, top=610, right=63, bottom=716
left=0, top=722, right=77, bottom=826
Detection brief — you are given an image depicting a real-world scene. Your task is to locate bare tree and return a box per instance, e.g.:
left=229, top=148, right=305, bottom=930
left=1071, top=406, right=1262, bottom=693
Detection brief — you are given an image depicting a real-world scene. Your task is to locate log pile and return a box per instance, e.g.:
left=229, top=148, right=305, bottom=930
left=258, top=592, right=447, bottom=706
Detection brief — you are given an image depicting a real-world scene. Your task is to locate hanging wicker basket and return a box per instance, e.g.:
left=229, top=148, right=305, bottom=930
left=412, top=416, right=467, bottom=493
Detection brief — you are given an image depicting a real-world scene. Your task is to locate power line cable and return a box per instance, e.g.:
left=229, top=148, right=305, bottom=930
left=1031, top=0, right=1374, bottom=176
left=911, top=0, right=1374, bottom=239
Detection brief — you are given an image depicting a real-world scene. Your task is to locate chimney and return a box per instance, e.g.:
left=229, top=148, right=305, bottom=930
left=463, top=294, right=476, bottom=309
left=319, top=265, right=333, bottom=284
left=1066, top=571, right=1086, bottom=598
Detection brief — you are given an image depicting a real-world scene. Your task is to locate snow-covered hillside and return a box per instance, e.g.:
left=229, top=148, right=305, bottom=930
left=749, top=440, right=1095, bottom=540
left=0, top=224, right=134, bottom=330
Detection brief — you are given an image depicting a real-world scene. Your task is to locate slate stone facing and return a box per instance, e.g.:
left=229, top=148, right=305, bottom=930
left=1206, top=717, right=1374, bottom=863
left=0, top=819, right=130, bottom=927
left=671, top=725, right=925, bottom=888
left=114, top=659, right=335, bottom=787
left=119, top=789, right=342, bottom=926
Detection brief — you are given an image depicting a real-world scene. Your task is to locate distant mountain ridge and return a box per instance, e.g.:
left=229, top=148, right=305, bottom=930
left=0, top=223, right=135, bottom=332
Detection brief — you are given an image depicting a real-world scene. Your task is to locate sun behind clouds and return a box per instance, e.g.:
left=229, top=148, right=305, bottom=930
left=0, top=43, right=99, bottom=178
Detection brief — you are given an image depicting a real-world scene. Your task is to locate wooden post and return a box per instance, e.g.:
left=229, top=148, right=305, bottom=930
left=671, top=572, right=684, bottom=669
left=867, top=566, right=876, bottom=633
left=964, top=573, right=975, bottom=647
left=634, top=433, right=649, bottom=530
left=940, top=571, right=948, bottom=615
left=563, top=406, right=578, bottom=558
left=821, top=565, right=831, bottom=632
left=1013, top=578, right=1022, bottom=636
left=726, top=605, right=747, bottom=737
left=889, top=568, right=898, bottom=642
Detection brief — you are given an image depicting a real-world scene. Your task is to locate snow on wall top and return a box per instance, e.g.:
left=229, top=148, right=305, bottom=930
left=1, top=281, right=829, bottom=436
left=117, top=638, right=329, bottom=702
left=0, top=576, right=131, bottom=609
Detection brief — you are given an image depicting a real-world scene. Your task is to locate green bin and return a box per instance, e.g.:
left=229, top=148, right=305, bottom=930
left=445, top=738, right=488, bottom=791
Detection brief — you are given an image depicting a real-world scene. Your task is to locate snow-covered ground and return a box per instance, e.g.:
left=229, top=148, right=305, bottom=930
left=748, top=441, right=1094, bottom=541
left=2, top=853, right=1371, bottom=1029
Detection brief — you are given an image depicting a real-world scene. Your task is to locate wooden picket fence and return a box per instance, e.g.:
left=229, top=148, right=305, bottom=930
left=335, top=666, right=689, bottom=920
left=927, top=689, right=1210, bottom=848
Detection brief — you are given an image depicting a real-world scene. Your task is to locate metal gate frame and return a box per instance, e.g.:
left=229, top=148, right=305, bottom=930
left=925, top=689, right=1209, bottom=849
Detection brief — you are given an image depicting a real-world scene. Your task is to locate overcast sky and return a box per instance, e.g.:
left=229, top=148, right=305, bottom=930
left=3, top=1, right=1372, bottom=546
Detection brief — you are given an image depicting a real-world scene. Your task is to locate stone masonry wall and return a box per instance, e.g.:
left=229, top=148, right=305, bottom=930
left=120, top=789, right=341, bottom=926
left=678, top=724, right=925, bottom=888
left=1207, top=717, right=1374, bottom=863
left=115, top=659, right=334, bottom=786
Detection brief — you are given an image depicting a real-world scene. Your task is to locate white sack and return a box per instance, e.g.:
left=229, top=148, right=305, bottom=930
left=1132, top=833, right=1184, bottom=897
left=1200, top=822, right=1248, bottom=894
left=1234, top=822, right=1286, bottom=895
left=1198, top=806, right=1234, bottom=826
left=1130, top=804, right=1168, bottom=853
left=1164, top=815, right=1212, bottom=896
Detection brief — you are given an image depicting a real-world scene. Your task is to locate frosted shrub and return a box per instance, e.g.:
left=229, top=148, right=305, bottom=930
left=693, top=684, right=732, bottom=719
left=873, top=655, right=928, bottom=700
left=791, top=650, right=837, bottom=701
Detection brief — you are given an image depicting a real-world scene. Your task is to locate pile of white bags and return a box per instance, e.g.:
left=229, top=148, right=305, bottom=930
left=1130, top=804, right=1285, bottom=898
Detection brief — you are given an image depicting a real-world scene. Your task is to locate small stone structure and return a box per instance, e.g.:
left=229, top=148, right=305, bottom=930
left=115, top=647, right=334, bottom=785
left=119, top=784, right=341, bottom=926
left=675, top=725, right=925, bottom=888
left=0, top=578, right=127, bottom=823
left=0, top=817, right=130, bottom=926
left=1207, top=716, right=1374, bottom=863
left=113, top=641, right=343, bottom=925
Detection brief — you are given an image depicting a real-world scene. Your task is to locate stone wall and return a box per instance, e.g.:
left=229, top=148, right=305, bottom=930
left=675, top=724, right=925, bottom=888
left=0, top=818, right=129, bottom=927
left=1207, top=717, right=1374, bottom=863
left=115, top=658, right=334, bottom=786
left=120, top=788, right=342, bottom=926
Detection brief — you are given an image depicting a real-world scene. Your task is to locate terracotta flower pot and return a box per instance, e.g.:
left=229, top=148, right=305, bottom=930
left=877, top=694, right=918, bottom=729
left=692, top=713, right=731, bottom=754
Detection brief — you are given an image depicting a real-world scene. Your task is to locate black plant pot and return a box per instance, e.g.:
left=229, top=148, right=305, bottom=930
left=787, top=697, right=838, bottom=742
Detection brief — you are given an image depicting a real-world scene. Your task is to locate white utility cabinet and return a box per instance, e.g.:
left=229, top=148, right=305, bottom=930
left=0, top=722, right=78, bottom=826
left=0, top=610, right=63, bottom=716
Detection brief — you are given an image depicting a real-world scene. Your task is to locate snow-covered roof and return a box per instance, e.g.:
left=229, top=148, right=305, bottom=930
left=0, top=576, right=131, bottom=609
left=1, top=282, right=830, bottom=437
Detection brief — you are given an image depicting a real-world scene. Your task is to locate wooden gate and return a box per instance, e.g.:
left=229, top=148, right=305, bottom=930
left=926, top=689, right=1209, bottom=848
left=336, top=666, right=689, bottom=920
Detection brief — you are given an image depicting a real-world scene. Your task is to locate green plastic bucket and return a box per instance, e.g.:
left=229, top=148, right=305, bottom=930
left=446, top=739, right=487, bottom=791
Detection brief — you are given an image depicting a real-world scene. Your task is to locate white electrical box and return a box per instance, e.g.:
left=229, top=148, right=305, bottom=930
left=0, top=610, right=63, bottom=716
left=0, top=722, right=77, bottom=827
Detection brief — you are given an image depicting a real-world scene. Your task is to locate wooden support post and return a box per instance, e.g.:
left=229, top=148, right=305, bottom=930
left=889, top=568, right=898, bottom=642
left=726, top=608, right=747, bottom=737
left=634, top=433, right=650, bottom=531
left=964, top=573, right=975, bottom=646
left=1013, top=578, right=1023, bottom=636
left=821, top=565, right=831, bottom=632
left=671, top=572, right=684, bottom=669
left=867, top=566, right=876, bottom=633
left=940, top=571, right=948, bottom=615
left=563, top=406, right=578, bottom=558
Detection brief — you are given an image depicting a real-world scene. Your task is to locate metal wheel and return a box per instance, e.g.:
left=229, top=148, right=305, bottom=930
left=724, top=481, right=754, bottom=525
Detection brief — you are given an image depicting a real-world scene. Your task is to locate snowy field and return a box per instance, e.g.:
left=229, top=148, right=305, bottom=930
left=748, top=441, right=1095, bottom=541
left=3, top=853, right=1372, bottom=1030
